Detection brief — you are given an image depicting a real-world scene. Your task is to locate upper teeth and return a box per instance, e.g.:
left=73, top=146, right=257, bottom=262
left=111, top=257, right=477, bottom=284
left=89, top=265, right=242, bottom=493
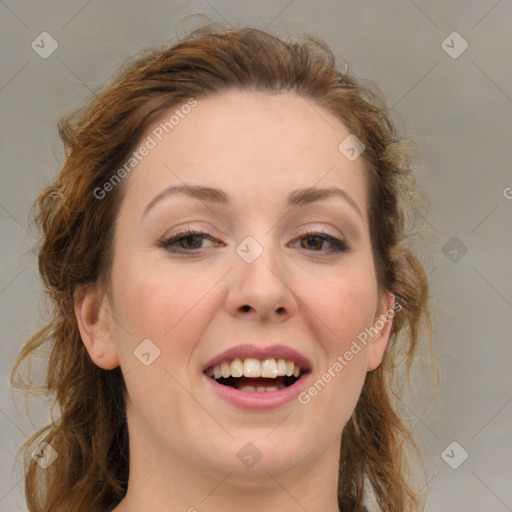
left=205, top=358, right=301, bottom=379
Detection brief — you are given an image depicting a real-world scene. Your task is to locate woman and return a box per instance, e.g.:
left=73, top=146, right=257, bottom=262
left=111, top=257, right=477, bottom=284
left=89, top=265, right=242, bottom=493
left=12, top=23, right=437, bottom=512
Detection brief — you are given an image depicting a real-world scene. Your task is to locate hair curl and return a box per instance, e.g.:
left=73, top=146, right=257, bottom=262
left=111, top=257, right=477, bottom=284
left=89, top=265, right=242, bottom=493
left=12, top=21, right=438, bottom=512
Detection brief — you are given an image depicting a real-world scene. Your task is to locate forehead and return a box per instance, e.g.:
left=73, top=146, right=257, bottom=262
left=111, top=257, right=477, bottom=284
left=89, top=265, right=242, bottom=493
left=121, top=90, right=368, bottom=217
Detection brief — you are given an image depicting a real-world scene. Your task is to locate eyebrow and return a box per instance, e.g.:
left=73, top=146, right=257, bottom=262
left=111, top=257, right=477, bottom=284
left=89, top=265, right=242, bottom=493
left=143, top=184, right=363, bottom=219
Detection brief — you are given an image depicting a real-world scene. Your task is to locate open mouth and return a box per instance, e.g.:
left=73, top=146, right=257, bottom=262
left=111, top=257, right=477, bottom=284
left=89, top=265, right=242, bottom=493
left=204, top=357, right=307, bottom=392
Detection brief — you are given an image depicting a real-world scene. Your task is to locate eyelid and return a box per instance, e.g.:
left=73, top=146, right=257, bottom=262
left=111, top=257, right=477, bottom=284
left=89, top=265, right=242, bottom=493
left=293, top=226, right=343, bottom=241
left=158, top=227, right=219, bottom=250
left=291, top=228, right=349, bottom=253
left=159, top=226, right=349, bottom=255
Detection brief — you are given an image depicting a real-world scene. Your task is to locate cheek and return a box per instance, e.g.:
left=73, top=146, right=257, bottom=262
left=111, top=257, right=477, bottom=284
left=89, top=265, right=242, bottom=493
left=303, top=263, right=377, bottom=412
left=315, top=266, right=378, bottom=349
left=110, top=255, right=219, bottom=365
left=302, top=277, right=374, bottom=431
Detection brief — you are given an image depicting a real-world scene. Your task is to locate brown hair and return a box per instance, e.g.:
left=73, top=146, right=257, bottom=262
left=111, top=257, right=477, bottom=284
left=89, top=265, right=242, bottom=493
left=11, top=22, right=438, bottom=512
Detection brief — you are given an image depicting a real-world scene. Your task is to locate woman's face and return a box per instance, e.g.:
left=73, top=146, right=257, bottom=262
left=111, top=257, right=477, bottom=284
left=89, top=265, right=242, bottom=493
left=83, top=91, right=393, bottom=481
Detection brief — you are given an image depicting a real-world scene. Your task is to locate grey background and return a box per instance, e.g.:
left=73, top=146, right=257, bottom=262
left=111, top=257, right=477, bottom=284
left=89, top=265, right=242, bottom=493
left=1, top=1, right=511, bottom=510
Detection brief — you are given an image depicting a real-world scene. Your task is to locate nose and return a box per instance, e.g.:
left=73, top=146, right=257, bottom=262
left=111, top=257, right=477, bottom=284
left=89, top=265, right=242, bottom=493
left=225, top=237, right=297, bottom=323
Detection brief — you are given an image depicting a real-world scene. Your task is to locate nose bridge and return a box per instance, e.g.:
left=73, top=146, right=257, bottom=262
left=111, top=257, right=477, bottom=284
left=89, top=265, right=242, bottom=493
left=227, top=230, right=296, bottom=320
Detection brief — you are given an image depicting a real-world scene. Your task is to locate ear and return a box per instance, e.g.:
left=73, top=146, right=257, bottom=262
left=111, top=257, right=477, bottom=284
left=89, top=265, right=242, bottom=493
left=73, top=284, right=120, bottom=370
left=366, top=289, right=396, bottom=372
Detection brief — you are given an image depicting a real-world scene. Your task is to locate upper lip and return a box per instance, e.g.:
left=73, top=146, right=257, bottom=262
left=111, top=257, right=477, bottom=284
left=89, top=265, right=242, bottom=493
left=202, top=344, right=312, bottom=373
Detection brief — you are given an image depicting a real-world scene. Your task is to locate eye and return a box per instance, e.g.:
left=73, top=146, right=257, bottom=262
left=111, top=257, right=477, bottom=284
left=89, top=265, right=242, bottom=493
left=159, top=228, right=349, bottom=255
left=159, top=228, right=219, bottom=253
left=292, top=231, right=349, bottom=253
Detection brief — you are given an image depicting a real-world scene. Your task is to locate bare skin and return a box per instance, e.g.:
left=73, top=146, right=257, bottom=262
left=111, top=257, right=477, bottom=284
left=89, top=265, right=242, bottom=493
left=74, top=91, right=394, bottom=512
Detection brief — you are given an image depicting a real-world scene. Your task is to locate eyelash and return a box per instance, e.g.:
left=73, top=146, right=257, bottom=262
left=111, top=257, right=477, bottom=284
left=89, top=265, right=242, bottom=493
left=159, top=228, right=349, bottom=255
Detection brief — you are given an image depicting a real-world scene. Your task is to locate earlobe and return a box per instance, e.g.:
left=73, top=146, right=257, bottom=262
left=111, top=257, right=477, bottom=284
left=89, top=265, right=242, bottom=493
left=366, top=290, right=396, bottom=372
left=73, top=284, right=120, bottom=370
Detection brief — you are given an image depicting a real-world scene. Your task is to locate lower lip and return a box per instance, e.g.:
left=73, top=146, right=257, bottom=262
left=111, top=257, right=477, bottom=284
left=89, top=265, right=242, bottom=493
left=204, top=373, right=309, bottom=411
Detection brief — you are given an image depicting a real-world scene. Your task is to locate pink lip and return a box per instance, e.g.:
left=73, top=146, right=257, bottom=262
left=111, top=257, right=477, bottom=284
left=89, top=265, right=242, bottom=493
left=202, top=344, right=312, bottom=371
left=204, top=372, right=310, bottom=411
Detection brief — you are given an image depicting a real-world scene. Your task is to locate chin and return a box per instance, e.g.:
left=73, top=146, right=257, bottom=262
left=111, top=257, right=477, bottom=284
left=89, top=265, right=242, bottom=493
left=195, top=427, right=313, bottom=478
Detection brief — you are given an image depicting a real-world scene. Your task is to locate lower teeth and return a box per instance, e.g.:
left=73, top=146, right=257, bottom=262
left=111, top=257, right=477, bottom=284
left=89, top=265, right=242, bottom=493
left=210, top=375, right=300, bottom=391
left=239, top=385, right=286, bottom=392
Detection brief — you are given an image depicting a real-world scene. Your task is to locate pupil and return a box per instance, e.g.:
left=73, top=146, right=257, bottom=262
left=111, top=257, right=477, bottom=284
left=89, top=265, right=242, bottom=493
left=183, top=235, right=201, bottom=249
left=305, top=236, right=320, bottom=249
